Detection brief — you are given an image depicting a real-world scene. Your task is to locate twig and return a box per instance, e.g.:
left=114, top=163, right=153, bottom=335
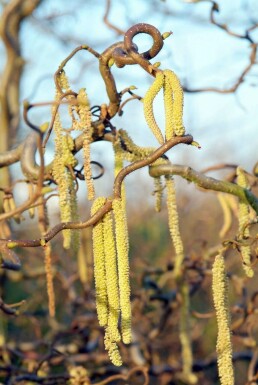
left=149, top=163, right=258, bottom=213
left=103, top=0, right=125, bottom=35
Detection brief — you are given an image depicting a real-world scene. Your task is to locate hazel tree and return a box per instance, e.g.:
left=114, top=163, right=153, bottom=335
left=0, top=3, right=258, bottom=384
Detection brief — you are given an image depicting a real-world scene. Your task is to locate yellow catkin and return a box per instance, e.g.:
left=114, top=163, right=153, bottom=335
left=212, top=251, right=234, bottom=385
left=165, top=177, right=195, bottom=381
left=118, top=129, right=154, bottom=159
left=163, top=69, right=185, bottom=137
left=217, top=193, right=232, bottom=238
left=91, top=197, right=108, bottom=327
left=165, top=176, right=184, bottom=278
left=143, top=72, right=165, bottom=145
left=77, top=242, right=88, bottom=285
left=115, top=130, right=167, bottom=169
left=102, top=211, right=121, bottom=342
left=114, top=145, right=123, bottom=178
left=113, top=143, right=127, bottom=209
left=163, top=73, right=175, bottom=140
left=236, top=167, right=253, bottom=278
left=52, top=159, right=75, bottom=249
left=104, top=330, right=123, bottom=366
left=58, top=70, right=75, bottom=120
left=37, top=196, right=55, bottom=318
left=112, top=199, right=131, bottom=344
left=179, top=281, right=197, bottom=384
left=69, top=184, right=80, bottom=253
left=52, top=76, right=79, bottom=250
left=77, top=88, right=95, bottom=201
left=59, top=71, right=71, bottom=92
left=153, top=177, right=163, bottom=212
left=83, top=133, right=95, bottom=201
left=77, top=227, right=92, bottom=285
left=225, top=194, right=238, bottom=217
left=44, top=244, right=55, bottom=318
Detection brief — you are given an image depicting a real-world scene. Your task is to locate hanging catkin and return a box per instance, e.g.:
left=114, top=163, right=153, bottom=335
left=212, top=250, right=234, bottom=385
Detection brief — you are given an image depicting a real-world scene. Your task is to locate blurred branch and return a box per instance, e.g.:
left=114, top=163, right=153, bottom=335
left=184, top=43, right=257, bottom=93
left=0, top=0, right=42, bottom=188
left=103, top=0, right=125, bottom=35
left=210, top=2, right=255, bottom=43
left=183, top=1, right=257, bottom=94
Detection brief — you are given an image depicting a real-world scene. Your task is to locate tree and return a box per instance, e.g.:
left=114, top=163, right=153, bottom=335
left=0, top=1, right=257, bottom=384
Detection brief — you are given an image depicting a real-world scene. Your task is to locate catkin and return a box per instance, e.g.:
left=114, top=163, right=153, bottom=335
left=59, top=70, right=71, bottom=92
left=104, top=330, right=123, bottom=366
left=163, top=69, right=185, bottom=136
left=77, top=88, right=95, bottom=201
left=112, top=198, right=132, bottom=344
left=217, top=193, right=232, bottom=238
left=113, top=143, right=126, bottom=205
left=143, top=72, right=165, bottom=145
left=153, top=177, right=163, bottom=212
left=117, top=129, right=155, bottom=159
left=179, top=281, right=197, bottom=384
left=91, top=197, right=108, bottom=326
left=44, top=244, right=55, bottom=318
left=52, top=74, right=79, bottom=250
left=212, top=251, right=234, bottom=385
left=165, top=176, right=195, bottom=381
left=236, top=167, right=253, bottom=278
left=163, top=73, right=175, bottom=140
left=102, top=211, right=121, bottom=342
left=165, top=176, right=184, bottom=278
left=37, top=196, right=55, bottom=318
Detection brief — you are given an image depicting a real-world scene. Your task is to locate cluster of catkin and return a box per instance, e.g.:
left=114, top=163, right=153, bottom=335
left=143, top=69, right=185, bottom=144
left=52, top=72, right=96, bottom=250
left=91, top=196, right=131, bottom=366
left=143, top=68, right=186, bottom=220
left=143, top=71, right=197, bottom=382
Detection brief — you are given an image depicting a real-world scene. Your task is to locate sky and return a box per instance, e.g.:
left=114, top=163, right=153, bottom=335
left=1, top=0, right=258, bottom=204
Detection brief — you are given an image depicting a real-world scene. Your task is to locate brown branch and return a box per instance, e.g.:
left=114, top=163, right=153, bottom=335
left=183, top=2, right=257, bottom=94
left=210, top=2, right=254, bottom=43
left=0, top=0, right=42, bottom=188
left=54, top=45, right=100, bottom=94
left=201, top=163, right=237, bottom=173
left=103, top=0, right=125, bottom=35
left=100, top=23, right=168, bottom=117
left=184, top=44, right=257, bottom=93
left=4, top=199, right=113, bottom=248
left=95, top=366, right=149, bottom=385
left=122, top=23, right=165, bottom=74
left=0, top=105, right=45, bottom=221
left=0, top=141, right=24, bottom=167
